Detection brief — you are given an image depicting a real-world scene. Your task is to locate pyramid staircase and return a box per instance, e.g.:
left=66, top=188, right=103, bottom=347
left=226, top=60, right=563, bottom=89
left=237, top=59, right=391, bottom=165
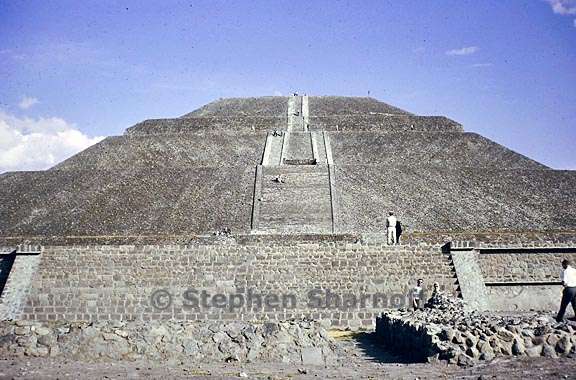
left=251, top=95, right=335, bottom=234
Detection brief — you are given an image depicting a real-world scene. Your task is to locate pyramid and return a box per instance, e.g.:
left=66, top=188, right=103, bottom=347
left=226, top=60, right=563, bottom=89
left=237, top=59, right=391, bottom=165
left=0, top=95, right=575, bottom=239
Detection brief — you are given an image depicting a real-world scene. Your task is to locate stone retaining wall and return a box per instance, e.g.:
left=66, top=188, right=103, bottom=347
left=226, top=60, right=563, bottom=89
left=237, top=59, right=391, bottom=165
left=476, top=250, right=576, bottom=311
left=16, top=243, right=457, bottom=328
left=2, top=231, right=574, bottom=248
left=0, top=319, right=337, bottom=365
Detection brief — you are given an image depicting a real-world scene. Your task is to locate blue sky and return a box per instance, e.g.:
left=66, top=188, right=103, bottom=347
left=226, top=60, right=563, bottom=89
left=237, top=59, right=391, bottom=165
left=1, top=0, right=575, bottom=172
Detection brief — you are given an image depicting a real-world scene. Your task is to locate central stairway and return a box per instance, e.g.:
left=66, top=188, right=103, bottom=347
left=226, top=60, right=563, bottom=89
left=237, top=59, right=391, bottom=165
left=254, top=165, right=332, bottom=234
left=251, top=95, right=335, bottom=234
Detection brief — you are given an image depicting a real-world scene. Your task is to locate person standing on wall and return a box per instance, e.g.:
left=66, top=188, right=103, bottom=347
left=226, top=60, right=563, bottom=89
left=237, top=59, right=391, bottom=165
left=556, top=259, right=576, bottom=322
left=386, top=211, right=398, bottom=245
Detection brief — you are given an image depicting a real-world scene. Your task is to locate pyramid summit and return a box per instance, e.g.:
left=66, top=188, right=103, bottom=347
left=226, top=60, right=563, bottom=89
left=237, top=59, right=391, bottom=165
left=0, top=95, right=574, bottom=240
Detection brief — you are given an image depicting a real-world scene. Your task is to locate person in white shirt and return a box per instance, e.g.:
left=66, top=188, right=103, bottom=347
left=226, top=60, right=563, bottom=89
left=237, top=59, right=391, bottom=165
left=386, top=211, right=398, bottom=245
left=411, top=279, right=424, bottom=310
left=556, top=259, right=576, bottom=322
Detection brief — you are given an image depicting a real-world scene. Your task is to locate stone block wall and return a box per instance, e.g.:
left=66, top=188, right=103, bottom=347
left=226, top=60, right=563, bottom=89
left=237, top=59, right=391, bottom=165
left=19, top=243, right=457, bottom=329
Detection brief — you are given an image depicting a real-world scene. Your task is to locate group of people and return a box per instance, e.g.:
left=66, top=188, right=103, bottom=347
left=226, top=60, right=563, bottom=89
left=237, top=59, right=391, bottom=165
left=410, top=279, right=443, bottom=310
left=407, top=260, right=576, bottom=323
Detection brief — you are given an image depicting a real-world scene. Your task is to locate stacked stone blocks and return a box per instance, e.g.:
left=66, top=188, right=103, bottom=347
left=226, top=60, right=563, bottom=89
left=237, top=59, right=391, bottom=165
left=20, top=243, right=457, bottom=329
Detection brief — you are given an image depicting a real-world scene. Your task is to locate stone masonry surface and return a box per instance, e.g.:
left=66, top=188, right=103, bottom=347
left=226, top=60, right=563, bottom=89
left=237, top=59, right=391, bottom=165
left=0, top=254, right=41, bottom=320
left=479, top=252, right=576, bottom=283
left=1, top=95, right=575, bottom=238
left=308, top=96, right=412, bottom=116
left=2, top=165, right=574, bottom=237
left=309, top=115, right=463, bottom=132
left=125, top=117, right=286, bottom=135
left=0, top=167, right=255, bottom=236
left=19, top=243, right=457, bottom=329
left=329, top=131, right=546, bottom=169
left=182, top=97, right=288, bottom=118
left=53, top=133, right=267, bottom=170
left=449, top=250, right=489, bottom=311
left=334, top=165, right=576, bottom=233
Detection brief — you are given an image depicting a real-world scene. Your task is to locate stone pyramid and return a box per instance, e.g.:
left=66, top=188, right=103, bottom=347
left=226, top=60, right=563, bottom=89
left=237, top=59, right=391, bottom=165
left=1, top=95, right=575, bottom=239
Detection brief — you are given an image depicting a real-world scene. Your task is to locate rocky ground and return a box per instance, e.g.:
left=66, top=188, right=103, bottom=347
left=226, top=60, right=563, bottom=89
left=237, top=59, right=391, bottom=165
left=0, top=333, right=575, bottom=379
left=377, top=292, right=576, bottom=365
left=1, top=304, right=575, bottom=379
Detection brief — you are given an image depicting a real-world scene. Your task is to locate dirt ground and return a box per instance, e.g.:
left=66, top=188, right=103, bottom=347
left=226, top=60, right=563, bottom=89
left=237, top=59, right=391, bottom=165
left=1, top=356, right=576, bottom=380
left=0, top=333, right=575, bottom=380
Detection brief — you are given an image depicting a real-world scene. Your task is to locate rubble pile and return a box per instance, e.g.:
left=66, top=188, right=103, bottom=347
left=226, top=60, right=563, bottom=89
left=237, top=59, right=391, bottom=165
left=0, top=319, right=337, bottom=365
left=376, top=294, right=576, bottom=365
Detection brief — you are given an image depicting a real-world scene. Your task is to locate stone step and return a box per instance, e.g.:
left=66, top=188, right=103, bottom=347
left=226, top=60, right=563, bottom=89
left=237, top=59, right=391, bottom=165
left=262, top=166, right=327, bottom=175
left=285, top=132, right=313, bottom=161
left=254, top=154, right=333, bottom=234
left=261, top=181, right=329, bottom=188
left=261, top=195, right=331, bottom=202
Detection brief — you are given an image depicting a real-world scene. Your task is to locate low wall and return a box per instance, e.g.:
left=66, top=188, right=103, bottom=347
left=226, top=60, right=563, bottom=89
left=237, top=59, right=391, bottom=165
left=16, top=243, right=456, bottom=329
left=0, top=319, right=337, bottom=365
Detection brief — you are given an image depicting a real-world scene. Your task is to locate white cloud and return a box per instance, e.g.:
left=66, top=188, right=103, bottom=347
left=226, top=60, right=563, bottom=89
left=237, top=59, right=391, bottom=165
left=18, top=96, right=39, bottom=110
left=471, top=63, right=493, bottom=68
left=545, top=0, right=576, bottom=26
left=0, top=110, right=104, bottom=173
left=446, top=46, right=479, bottom=56
left=545, top=0, right=576, bottom=15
